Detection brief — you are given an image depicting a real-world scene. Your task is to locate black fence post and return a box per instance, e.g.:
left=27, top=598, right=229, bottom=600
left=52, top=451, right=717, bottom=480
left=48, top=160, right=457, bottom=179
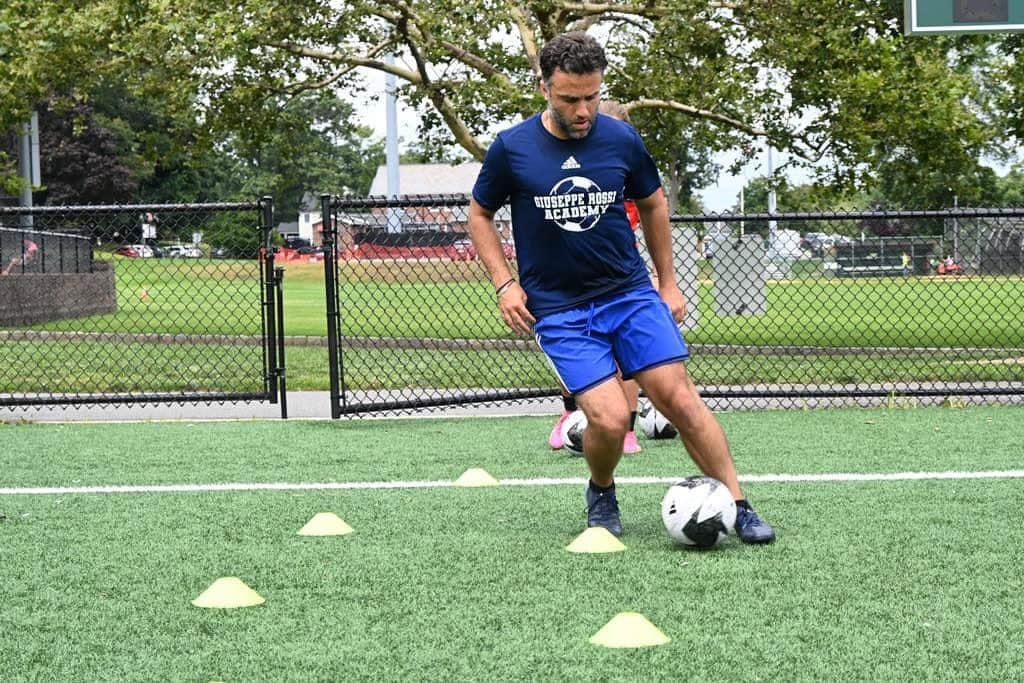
left=322, top=194, right=343, bottom=419
left=275, top=265, right=288, bottom=419
left=261, top=195, right=279, bottom=405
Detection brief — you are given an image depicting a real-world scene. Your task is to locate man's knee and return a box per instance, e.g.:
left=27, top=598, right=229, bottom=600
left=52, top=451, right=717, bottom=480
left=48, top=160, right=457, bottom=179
left=585, top=406, right=630, bottom=439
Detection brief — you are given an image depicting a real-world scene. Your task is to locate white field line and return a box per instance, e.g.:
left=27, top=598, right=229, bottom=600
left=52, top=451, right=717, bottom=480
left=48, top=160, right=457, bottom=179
left=2, top=470, right=1024, bottom=496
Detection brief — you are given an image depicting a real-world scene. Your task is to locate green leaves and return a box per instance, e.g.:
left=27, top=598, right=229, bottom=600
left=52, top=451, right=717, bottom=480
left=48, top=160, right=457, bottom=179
left=2, top=0, right=1020, bottom=207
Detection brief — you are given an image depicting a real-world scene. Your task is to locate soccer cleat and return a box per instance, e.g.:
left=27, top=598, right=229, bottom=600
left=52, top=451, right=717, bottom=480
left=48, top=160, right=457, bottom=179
left=586, top=484, right=623, bottom=537
left=549, top=410, right=571, bottom=449
left=734, top=504, right=776, bottom=544
left=622, top=431, right=642, bottom=454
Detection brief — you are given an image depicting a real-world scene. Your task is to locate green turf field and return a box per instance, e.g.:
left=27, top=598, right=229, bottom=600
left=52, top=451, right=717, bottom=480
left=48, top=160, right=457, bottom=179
left=2, top=406, right=1022, bottom=680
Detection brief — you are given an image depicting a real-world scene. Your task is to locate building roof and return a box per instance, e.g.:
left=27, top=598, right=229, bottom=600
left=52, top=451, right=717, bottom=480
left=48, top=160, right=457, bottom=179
left=369, top=162, right=481, bottom=196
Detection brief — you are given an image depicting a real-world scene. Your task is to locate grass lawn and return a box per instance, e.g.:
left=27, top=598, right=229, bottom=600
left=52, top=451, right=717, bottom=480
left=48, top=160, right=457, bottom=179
left=4, top=259, right=1021, bottom=395
left=21, top=259, right=1024, bottom=348
left=1, top=405, right=1022, bottom=680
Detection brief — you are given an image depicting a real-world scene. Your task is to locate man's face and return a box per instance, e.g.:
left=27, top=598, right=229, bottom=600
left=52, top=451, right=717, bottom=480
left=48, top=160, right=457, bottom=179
left=540, top=68, right=602, bottom=140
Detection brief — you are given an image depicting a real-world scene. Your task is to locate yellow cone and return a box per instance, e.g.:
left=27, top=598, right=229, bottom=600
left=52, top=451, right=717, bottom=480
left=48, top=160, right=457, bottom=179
left=191, top=577, right=265, bottom=609
left=453, top=468, right=499, bottom=487
left=589, top=612, right=671, bottom=648
left=297, top=512, right=354, bottom=536
left=566, top=527, right=627, bottom=553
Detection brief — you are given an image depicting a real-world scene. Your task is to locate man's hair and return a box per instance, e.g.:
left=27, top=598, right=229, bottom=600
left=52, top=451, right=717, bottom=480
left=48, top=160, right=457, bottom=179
left=539, top=32, right=608, bottom=82
left=598, top=100, right=631, bottom=124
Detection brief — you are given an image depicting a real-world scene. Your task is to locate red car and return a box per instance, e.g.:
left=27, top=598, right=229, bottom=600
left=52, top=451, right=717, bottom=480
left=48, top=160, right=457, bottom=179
left=115, top=245, right=141, bottom=258
left=451, top=239, right=516, bottom=261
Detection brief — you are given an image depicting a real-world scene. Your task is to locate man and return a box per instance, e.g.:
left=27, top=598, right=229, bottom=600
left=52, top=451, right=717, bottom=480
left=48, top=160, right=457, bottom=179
left=468, top=31, right=774, bottom=543
left=548, top=100, right=644, bottom=456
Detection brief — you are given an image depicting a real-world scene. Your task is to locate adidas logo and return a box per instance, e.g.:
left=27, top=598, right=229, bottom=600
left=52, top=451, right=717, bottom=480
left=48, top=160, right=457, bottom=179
left=560, top=156, right=581, bottom=170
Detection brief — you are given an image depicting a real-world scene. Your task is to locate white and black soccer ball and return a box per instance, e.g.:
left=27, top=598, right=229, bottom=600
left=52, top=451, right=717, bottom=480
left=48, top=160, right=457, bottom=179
left=638, top=399, right=678, bottom=439
left=661, top=476, right=736, bottom=549
left=560, top=409, right=587, bottom=456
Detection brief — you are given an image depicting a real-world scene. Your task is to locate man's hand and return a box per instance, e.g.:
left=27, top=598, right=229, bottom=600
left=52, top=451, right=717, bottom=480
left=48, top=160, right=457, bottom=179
left=659, top=282, right=688, bottom=323
left=498, top=282, right=535, bottom=334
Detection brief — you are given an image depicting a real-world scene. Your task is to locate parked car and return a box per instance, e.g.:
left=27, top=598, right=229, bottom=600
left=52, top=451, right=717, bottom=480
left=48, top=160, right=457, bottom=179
left=801, top=232, right=853, bottom=256
left=501, top=240, right=516, bottom=260
left=452, top=239, right=477, bottom=261
left=451, top=239, right=514, bottom=261
left=115, top=244, right=154, bottom=258
left=283, top=236, right=311, bottom=250
left=165, top=244, right=203, bottom=258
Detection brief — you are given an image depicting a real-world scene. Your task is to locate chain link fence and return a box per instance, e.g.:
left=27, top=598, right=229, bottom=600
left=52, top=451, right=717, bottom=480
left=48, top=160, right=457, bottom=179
left=323, top=196, right=1024, bottom=416
left=0, top=200, right=283, bottom=411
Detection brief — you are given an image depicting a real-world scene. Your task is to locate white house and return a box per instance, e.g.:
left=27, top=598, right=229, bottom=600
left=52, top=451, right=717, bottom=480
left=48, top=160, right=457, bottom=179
left=367, top=162, right=483, bottom=196
left=297, top=162, right=510, bottom=245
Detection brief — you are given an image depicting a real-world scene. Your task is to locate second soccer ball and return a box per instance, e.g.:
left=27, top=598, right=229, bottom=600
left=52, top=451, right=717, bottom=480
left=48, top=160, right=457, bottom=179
left=560, top=409, right=587, bottom=456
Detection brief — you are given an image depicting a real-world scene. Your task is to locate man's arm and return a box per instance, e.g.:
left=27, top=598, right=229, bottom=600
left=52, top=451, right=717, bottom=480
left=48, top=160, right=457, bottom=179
left=467, top=198, right=535, bottom=333
left=635, top=188, right=686, bottom=322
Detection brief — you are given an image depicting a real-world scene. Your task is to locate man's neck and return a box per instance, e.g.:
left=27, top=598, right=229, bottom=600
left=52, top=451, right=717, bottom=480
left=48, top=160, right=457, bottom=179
left=540, top=110, right=567, bottom=140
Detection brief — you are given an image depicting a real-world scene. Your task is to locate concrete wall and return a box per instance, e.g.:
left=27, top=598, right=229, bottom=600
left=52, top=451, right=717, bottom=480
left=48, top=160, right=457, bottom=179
left=0, top=260, right=117, bottom=326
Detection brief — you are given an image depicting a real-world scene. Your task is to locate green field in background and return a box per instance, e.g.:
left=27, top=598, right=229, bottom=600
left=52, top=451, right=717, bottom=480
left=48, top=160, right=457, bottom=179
left=17, top=258, right=1024, bottom=348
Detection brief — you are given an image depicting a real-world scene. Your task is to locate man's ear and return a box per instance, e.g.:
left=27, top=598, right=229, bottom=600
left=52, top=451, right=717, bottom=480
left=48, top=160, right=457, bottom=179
left=538, top=77, right=549, bottom=100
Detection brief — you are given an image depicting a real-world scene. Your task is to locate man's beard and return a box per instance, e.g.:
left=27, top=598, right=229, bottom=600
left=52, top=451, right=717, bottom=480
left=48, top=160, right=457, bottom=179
left=548, top=105, right=593, bottom=140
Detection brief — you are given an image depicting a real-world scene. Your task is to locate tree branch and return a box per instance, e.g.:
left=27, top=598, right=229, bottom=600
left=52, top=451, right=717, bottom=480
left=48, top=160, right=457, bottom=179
left=264, top=40, right=423, bottom=83
left=557, top=1, right=736, bottom=16
left=397, top=15, right=488, bottom=160
left=627, top=98, right=768, bottom=137
left=381, top=0, right=522, bottom=98
left=627, top=98, right=830, bottom=161
left=280, top=41, right=391, bottom=96
left=568, top=13, right=651, bottom=32
left=509, top=2, right=541, bottom=79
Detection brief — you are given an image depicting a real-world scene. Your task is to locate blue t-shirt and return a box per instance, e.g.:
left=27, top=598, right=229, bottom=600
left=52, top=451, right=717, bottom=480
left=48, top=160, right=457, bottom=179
left=472, top=112, right=662, bottom=318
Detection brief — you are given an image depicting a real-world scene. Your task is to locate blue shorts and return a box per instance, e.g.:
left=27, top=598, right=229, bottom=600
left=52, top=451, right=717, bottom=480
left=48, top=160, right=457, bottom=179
left=534, top=286, right=689, bottom=395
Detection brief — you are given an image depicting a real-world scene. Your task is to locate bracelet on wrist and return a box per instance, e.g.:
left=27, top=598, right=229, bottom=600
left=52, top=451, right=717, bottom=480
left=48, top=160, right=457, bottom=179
left=495, top=278, right=515, bottom=297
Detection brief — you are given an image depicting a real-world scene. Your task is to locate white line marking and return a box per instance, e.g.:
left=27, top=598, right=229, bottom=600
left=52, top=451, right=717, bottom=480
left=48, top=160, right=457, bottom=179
left=2, top=470, right=1023, bottom=496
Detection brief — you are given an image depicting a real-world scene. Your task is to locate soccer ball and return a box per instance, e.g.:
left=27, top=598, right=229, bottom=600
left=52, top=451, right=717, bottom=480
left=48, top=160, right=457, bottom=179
left=661, top=476, right=736, bottom=548
left=551, top=176, right=603, bottom=232
left=638, top=399, right=678, bottom=439
left=560, top=409, right=587, bottom=456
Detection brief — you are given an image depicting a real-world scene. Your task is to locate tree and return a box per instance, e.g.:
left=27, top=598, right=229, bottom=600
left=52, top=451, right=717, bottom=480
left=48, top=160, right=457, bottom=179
left=995, top=164, right=1024, bottom=208
left=1, top=0, right=1017, bottom=206
left=218, top=91, right=385, bottom=218
left=35, top=97, right=139, bottom=205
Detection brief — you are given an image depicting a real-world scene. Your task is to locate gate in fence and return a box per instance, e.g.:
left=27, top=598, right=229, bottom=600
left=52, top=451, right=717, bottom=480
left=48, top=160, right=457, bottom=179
left=0, top=200, right=285, bottom=414
left=323, top=197, right=1024, bottom=416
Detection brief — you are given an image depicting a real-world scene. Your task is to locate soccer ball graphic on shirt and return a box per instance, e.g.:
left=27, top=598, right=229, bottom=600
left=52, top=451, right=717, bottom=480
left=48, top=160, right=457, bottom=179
left=550, top=176, right=604, bottom=232
left=661, top=476, right=736, bottom=548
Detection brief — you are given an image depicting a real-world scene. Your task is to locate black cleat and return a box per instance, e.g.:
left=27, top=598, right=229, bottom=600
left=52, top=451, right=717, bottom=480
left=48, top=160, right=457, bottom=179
left=734, top=504, right=776, bottom=544
left=585, top=484, right=623, bottom=537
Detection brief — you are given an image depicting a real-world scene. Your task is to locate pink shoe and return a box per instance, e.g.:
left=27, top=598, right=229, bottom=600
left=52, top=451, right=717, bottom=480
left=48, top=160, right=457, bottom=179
left=549, top=411, right=571, bottom=449
left=622, top=431, right=642, bottom=455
